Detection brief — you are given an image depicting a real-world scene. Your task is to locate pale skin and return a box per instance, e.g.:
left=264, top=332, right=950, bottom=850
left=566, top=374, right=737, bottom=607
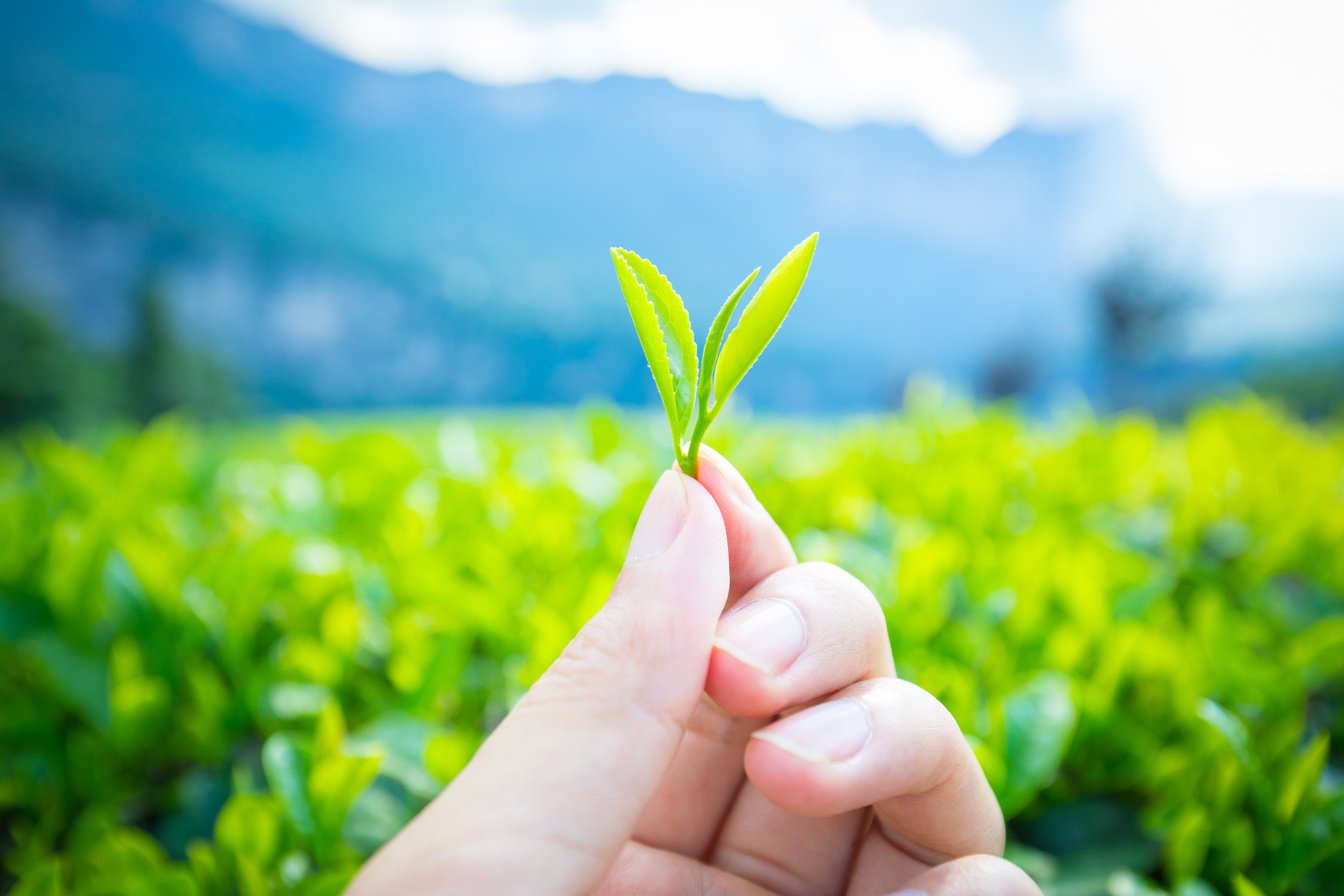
left=347, top=448, right=1042, bottom=896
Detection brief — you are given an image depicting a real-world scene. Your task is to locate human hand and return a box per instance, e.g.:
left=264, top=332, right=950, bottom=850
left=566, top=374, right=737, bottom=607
left=347, top=448, right=1039, bottom=895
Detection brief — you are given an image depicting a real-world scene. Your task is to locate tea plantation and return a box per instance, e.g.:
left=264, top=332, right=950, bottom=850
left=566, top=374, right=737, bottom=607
left=1, top=395, right=1341, bottom=894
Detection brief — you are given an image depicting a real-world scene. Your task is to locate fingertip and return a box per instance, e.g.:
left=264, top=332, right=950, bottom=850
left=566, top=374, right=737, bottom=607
left=696, top=444, right=760, bottom=510
left=741, top=734, right=840, bottom=817
left=705, top=594, right=808, bottom=716
left=674, top=471, right=729, bottom=565
left=627, top=469, right=723, bottom=569
left=625, top=469, right=688, bottom=563
left=693, top=445, right=796, bottom=599
left=609, top=470, right=728, bottom=660
left=705, top=643, right=788, bottom=718
left=644, top=470, right=730, bottom=622
left=741, top=691, right=880, bottom=819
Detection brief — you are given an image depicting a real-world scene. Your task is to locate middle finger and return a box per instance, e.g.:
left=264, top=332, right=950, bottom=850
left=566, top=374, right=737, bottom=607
left=706, top=562, right=896, bottom=895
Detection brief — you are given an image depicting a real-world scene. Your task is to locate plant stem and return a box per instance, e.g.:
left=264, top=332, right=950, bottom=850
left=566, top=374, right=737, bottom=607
left=676, top=444, right=693, bottom=477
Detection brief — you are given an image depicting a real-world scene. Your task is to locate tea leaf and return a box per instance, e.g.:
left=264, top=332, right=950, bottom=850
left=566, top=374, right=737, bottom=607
left=682, top=266, right=759, bottom=475
left=699, top=267, right=759, bottom=420
left=1000, top=672, right=1077, bottom=817
left=1198, top=700, right=1255, bottom=771
left=310, top=751, right=382, bottom=849
left=713, top=232, right=817, bottom=408
left=1276, top=733, right=1329, bottom=823
left=22, top=633, right=109, bottom=731
left=214, top=794, right=285, bottom=871
left=611, top=249, right=683, bottom=450
left=262, top=733, right=315, bottom=838
left=614, top=249, right=698, bottom=432
left=1231, top=872, right=1268, bottom=896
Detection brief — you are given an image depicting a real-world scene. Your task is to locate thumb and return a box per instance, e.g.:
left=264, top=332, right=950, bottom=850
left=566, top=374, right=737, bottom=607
left=348, top=470, right=729, bottom=895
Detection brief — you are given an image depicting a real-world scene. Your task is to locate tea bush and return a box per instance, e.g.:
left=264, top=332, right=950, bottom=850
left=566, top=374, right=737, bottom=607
left=1, top=393, right=1341, bottom=894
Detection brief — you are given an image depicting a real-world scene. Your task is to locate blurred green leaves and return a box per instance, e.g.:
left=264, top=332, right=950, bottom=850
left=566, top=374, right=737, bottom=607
left=999, top=672, right=1078, bottom=817
left=0, top=397, right=1341, bottom=894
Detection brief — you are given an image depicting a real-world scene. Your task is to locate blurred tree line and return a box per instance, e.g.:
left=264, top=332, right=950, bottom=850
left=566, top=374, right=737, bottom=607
left=5, top=249, right=1336, bottom=430
left=977, top=248, right=1342, bottom=419
left=974, top=249, right=1199, bottom=412
left=0, top=274, right=238, bottom=431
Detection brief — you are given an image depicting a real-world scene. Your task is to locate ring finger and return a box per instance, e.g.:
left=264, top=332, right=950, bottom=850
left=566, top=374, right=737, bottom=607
left=706, top=563, right=902, bottom=894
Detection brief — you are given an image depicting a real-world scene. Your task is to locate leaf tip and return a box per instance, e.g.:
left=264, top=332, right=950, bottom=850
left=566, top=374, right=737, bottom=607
left=610, top=248, right=637, bottom=277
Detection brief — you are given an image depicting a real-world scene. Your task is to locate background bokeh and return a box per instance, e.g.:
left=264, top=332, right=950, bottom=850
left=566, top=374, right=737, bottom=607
left=1, top=1, right=1341, bottom=894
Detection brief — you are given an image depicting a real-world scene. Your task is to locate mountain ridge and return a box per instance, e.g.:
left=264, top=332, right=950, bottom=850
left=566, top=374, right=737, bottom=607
left=4, top=0, right=1332, bottom=412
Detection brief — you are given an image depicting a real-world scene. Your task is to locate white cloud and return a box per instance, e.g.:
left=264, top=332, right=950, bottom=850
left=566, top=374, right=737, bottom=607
left=1063, top=0, right=1344, bottom=198
left=217, top=0, right=1344, bottom=196
left=218, top=0, right=1019, bottom=153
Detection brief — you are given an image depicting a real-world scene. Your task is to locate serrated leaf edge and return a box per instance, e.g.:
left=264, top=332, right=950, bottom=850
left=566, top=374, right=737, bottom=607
left=611, top=249, right=684, bottom=456
left=614, top=248, right=698, bottom=434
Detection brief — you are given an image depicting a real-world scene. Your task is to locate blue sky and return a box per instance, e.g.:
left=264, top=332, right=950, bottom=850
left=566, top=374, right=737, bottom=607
left=215, top=0, right=1344, bottom=201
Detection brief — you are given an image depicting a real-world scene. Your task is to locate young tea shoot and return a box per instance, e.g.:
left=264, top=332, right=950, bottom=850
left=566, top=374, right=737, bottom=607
left=611, top=233, right=818, bottom=477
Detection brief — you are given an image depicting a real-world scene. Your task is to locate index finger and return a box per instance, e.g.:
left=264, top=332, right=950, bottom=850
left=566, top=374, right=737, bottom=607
left=632, top=446, right=797, bottom=858
left=697, top=444, right=797, bottom=602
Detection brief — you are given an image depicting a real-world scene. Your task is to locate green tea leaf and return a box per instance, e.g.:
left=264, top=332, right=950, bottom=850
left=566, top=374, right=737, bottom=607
left=1276, top=733, right=1329, bottom=822
left=262, top=734, right=316, bottom=839
left=614, top=249, right=698, bottom=432
left=11, top=858, right=66, bottom=896
left=22, top=633, right=110, bottom=731
left=1231, top=872, right=1268, bottom=896
left=315, top=700, right=346, bottom=761
left=999, top=672, right=1077, bottom=817
left=425, top=731, right=475, bottom=784
left=1197, top=700, right=1255, bottom=771
left=293, top=870, right=357, bottom=896
left=310, top=751, right=382, bottom=847
left=698, top=267, right=759, bottom=420
left=214, top=794, right=285, bottom=871
left=713, top=233, right=818, bottom=408
left=1164, top=805, right=1211, bottom=883
left=681, top=267, right=761, bottom=475
left=610, top=250, right=682, bottom=449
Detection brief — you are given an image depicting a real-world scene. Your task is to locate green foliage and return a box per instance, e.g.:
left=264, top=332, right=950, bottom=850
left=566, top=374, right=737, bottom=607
left=612, top=234, right=817, bottom=475
left=1, top=395, right=1342, bottom=894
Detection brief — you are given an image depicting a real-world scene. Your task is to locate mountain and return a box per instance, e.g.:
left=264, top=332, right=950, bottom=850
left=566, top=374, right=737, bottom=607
left=3, top=0, right=1330, bottom=413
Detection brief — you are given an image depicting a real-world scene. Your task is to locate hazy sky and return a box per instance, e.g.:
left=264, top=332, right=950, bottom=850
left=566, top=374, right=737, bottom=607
left=217, top=0, right=1344, bottom=200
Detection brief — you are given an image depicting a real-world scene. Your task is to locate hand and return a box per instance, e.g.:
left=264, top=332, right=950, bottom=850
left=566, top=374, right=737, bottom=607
left=347, top=448, right=1039, bottom=895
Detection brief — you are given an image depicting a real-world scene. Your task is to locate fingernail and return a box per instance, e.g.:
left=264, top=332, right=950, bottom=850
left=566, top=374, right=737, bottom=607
left=702, top=447, right=761, bottom=509
left=714, top=598, right=806, bottom=675
left=889, top=891, right=930, bottom=896
left=752, top=697, right=872, bottom=763
left=627, top=470, right=687, bottom=561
